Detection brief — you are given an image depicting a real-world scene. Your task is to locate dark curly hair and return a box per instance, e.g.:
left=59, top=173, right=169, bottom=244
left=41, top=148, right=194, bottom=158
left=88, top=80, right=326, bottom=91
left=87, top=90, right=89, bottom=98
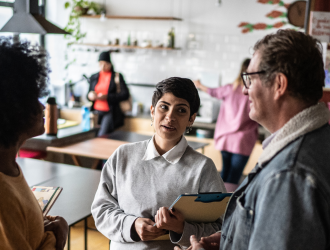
left=254, top=29, right=324, bottom=105
left=152, top=77, right=200, bottom=117
left=0, top=37, right=50, bottom=147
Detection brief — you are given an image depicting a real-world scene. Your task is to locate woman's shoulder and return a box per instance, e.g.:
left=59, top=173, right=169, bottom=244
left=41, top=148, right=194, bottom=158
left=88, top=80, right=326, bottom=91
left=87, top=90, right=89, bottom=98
left=90, top=72, right=99, bottom=80
left=183, top=146, right=215, bottom=166
left=114, top=139, right=149, bottom=156
left=0, top=172, right=26, bottom=207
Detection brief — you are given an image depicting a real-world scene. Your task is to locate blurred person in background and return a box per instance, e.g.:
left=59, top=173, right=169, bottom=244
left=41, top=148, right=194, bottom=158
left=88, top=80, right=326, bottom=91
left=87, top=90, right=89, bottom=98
left=194, top=59, right=259, bottom=185
left=0, top=37, right=68, bottom=250
left=87, top=51, right=129, bottom=136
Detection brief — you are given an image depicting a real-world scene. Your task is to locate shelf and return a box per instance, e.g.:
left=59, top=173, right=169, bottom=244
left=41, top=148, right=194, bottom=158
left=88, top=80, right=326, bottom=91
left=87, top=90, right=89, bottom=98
left=81, top=15, right=182, bottom=21
left=76, top=43, right=180, bottom=50
left=127, top=83, right=156, bottom=87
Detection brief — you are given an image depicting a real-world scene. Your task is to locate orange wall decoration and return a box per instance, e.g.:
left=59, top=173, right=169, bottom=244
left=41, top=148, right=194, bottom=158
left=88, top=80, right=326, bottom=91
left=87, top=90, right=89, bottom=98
left=238, top=0, right=295, bottom=33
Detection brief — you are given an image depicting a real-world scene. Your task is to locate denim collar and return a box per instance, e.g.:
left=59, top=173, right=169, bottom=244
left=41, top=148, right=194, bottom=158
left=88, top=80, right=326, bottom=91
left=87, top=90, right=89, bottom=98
left=258, top=103, right=330, bottom=167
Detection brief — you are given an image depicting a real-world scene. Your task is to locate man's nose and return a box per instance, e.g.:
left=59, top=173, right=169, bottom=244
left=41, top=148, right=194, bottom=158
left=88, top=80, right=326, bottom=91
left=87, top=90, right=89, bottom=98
left=242, top=86, right=249, bottom=95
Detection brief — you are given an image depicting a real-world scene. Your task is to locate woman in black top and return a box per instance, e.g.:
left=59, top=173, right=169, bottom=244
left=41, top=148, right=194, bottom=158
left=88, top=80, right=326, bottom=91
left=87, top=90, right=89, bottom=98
left=87, top=51, right=129, bottom=136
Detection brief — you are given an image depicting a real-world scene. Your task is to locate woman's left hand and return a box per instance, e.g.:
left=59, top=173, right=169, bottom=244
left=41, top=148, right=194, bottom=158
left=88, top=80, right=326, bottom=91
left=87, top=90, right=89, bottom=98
left=155, top=207, right=184, bottom=234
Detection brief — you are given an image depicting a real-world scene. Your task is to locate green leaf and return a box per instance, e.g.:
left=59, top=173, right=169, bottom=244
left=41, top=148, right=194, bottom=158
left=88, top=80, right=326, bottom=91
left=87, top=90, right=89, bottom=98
left=64, top=2, right=70, bottom=9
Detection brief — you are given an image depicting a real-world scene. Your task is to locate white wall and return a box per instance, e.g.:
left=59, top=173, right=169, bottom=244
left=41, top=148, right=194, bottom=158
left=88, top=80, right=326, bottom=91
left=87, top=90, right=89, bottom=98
left=2, top=0, right=301, bottom=107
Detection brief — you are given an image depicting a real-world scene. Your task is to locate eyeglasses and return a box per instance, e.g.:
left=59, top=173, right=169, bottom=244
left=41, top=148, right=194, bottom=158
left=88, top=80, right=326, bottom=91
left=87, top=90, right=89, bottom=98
left=241, top=71, right=266, bottom=89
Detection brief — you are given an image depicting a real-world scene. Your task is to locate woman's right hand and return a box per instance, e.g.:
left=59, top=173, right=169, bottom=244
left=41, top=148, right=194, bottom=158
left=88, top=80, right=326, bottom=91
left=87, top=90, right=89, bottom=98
left=134, top=218, right=166, bottom=241
left=193, top=79, right=203, bottom=89
left=88, top=91, right=97, bottom=101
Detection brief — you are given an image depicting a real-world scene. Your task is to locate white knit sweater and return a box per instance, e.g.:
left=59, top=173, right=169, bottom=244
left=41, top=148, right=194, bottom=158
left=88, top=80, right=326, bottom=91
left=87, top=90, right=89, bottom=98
left=91, top=137, right=226, bottom=250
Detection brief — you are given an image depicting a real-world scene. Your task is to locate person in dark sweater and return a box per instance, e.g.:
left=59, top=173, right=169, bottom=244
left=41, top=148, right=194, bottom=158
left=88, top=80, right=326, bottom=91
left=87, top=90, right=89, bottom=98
left=87, top=51, right=129, bottom=136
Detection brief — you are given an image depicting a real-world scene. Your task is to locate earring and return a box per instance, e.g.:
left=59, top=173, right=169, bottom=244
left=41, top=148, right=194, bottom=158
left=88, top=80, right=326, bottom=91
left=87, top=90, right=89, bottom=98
left=151, top=118, right=153, bottom=126
left=186, top=125, right=192, bottom=133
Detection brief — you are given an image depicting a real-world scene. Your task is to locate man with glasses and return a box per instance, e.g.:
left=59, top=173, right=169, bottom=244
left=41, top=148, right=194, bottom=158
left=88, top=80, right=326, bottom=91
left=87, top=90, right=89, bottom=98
left=184, top=29, right=330, bottom=250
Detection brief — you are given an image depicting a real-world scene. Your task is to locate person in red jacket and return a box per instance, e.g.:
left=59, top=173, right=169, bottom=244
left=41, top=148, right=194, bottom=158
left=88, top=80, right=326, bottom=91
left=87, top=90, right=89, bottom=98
left=87, top=51, right=129, bottom=136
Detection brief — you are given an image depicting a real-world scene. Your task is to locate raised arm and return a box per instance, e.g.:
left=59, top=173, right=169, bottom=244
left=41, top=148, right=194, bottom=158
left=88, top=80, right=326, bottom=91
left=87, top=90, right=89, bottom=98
left=193, top=79, right=209, bottom=93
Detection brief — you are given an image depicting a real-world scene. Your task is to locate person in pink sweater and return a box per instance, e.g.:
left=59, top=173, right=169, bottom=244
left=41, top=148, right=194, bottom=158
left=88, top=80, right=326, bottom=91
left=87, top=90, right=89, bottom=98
left=0, top=37, right=68, bottom=250
left=194, top=59, right=259, bottom=184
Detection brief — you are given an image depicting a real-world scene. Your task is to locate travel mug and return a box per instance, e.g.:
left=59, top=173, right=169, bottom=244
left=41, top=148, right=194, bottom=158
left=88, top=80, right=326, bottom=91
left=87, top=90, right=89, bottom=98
left=45, top=97, right=58, bottom=135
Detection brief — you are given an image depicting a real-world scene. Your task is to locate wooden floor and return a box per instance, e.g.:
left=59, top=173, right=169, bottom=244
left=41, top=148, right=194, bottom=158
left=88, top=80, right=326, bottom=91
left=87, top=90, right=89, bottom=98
left=65, top=217, right=109, bottom=250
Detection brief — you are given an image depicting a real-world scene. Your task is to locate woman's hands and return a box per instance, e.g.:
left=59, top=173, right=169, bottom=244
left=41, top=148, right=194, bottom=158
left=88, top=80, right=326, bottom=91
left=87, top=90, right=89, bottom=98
left=88, top=91, right=97, bottom=101
left=88, top=91, right=108, bottom=101
left=134, top=218, right=166, bottom=241
left=155, top=207, right=184, bottom=234
left=44, top=215, right=69, bottom=250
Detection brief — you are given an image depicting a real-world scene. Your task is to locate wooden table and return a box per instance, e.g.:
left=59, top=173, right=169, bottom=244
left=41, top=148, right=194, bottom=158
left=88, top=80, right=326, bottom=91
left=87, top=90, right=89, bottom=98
left=47, top=131, right=209, bottom=168
left=47, top=138, right=127, bottom=168
left=18, top=157, right=101, bottom=250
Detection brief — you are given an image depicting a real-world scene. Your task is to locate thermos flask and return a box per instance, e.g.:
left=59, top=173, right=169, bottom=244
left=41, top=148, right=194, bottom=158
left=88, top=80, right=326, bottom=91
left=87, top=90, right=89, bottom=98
left=45, top=97, right=58, bottom=135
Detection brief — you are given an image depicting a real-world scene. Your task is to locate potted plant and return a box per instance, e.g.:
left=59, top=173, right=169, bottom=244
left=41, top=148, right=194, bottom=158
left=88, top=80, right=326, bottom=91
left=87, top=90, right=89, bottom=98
left=64, top=0, right=105, bottom=45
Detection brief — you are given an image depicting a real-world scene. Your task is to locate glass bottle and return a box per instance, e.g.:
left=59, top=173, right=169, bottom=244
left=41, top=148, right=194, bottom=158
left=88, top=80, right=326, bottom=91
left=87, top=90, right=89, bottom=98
left=127, top=32, right=131, bottom=46
left=167, top=28, right=172, bottom=48
left=171, top=27, right=175, bottom=49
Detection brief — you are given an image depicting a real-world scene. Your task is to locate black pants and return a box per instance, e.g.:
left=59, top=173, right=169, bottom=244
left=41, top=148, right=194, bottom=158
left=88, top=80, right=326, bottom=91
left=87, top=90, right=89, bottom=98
left=97, top=110, right=114, bottom=136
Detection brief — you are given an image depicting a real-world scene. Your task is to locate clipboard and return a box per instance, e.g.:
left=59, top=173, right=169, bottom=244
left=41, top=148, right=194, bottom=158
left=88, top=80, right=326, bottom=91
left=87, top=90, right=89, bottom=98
left=152, top=192, right=232, bottom=241
left=169, top=192, right=232, bottom=223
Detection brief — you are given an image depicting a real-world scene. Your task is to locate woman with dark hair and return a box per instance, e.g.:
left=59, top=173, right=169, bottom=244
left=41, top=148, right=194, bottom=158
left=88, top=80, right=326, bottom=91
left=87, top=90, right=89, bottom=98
left=0, top=37, right=68, bottom=250
left=92, top=77, right=226, bottom=250
left=87, top=51, right=129, bottom=136
left=194, top=59, right=259, bottom=186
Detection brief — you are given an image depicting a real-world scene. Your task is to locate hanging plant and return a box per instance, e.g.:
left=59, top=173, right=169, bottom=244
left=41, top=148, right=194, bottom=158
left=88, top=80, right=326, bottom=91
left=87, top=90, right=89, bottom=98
left=64, top=0, right=104, bottom=46
left=63, top=0, right=105, bottom=82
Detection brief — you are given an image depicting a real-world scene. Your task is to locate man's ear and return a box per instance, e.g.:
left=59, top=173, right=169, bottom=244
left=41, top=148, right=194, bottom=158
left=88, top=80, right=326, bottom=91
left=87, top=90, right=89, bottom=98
left=150, top=105, right=155, bottom=118
left=273, top=73, right=288, bottom=100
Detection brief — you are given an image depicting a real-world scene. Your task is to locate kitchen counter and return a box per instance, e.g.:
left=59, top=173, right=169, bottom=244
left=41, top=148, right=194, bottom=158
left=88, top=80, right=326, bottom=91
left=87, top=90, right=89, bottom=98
left=21, top=126, right=98, bottom=151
